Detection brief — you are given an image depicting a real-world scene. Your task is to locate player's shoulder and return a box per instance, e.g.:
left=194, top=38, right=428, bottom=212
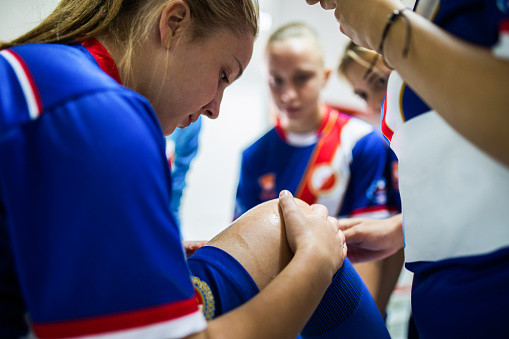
left=5, top=43, right=127, bottom=108
left=243, top=127, right=280, bottom=156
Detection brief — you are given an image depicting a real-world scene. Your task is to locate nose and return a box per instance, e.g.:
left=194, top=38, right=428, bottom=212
left=280, top=85, right=298, bottom=103
left=201, top=90, right=224, bottom=120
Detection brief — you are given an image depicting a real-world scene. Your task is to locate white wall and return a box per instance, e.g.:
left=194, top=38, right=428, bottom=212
left=0, top=0, right=60, bottom=40
left=0, top=0, right=366, bottom=240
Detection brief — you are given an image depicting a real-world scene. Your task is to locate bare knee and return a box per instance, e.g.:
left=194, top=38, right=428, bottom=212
left=207, top=198, right=311, bottom=289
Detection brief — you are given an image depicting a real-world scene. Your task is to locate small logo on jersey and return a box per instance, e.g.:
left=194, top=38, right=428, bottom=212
left=258, top=173, right=277, bottom=200
left=192, top=276, right=215, bottom=320
left=367, top=179, right=388, bottom=205
left=310, top=164, right=339, bottom=195
left=391, top=161, right=400, bottom=191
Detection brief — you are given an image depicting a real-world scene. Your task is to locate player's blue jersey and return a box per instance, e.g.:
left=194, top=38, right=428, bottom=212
left=234, top=106, right=392, bottom=220
left=382, top=1, right=509, bottom=337
left=0, top=39, right=205, bottom=338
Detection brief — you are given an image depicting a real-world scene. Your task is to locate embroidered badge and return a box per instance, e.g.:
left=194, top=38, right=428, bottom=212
left=192, top=276, right=215, bottom=320
left=258, top=173, right=277, bottom=200
left=309, top=164, right=339, bottom=195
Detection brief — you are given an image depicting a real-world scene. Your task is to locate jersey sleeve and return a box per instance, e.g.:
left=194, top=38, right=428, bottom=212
left=1, top=91, right=206, bottom=338
left=339, top=131, right=391, bottom=219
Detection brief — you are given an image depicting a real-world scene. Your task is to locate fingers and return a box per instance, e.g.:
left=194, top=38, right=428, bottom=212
left=329, top=216, right=347, bottom=255
left=337, top=217, right=363, bottom=231
left=310, top=203, right=329, bottom=219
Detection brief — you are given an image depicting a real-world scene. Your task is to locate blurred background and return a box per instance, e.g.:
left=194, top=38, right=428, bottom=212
left=0, top=1, right=414, bottom=338
left=0, top=0, right=368, bottom=240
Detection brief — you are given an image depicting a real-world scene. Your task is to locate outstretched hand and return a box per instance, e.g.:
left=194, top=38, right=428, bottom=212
left=305, top=0, right=401, bottom=51
left=278, top=190, right=347, bottom=276
left=338, top=214, right=404, bottom=263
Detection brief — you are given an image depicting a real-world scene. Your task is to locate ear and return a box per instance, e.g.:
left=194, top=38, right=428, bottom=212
left=323, top=67, right=332, bottom=85
left=159, top=0, right=191, bottom=49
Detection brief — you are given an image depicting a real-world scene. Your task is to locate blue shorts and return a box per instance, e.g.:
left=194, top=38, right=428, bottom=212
left=187, top=245, right=259, bottom=320
left=408, top=247, right=509, bottom=338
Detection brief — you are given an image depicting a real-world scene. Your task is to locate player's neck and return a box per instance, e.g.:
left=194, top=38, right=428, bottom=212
left=283, top=105, right=324, bottom=134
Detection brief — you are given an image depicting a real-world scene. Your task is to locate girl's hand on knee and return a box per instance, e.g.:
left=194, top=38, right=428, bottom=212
left=278, top=190, right=346, bottom=276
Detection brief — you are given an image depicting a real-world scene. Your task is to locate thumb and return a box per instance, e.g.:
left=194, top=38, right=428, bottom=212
left=278, top=190, right=302, bottom=225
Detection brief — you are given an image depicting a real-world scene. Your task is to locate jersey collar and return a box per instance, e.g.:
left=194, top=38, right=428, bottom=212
left=80, top=37, right=122, bottom=84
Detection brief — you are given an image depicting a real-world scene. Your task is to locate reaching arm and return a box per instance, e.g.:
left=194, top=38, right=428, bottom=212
left=307, top=0, right=509, bottom=167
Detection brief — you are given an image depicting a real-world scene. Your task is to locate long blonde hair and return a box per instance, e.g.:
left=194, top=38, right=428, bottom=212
left=0, top=0, right=259, bottom=83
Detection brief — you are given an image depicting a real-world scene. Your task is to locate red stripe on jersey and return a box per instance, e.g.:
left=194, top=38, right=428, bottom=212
left=381, top=93, right=394, bottom=142
left=1, top=49, right=44, bottom=119
left=350, top=204, right=389, bottom=217
left=32, top=298, right=200, bottom=339
left=296, top=107, right=348, bottom=204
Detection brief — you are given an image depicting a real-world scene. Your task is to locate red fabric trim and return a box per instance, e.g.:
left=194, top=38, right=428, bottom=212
left=381, top=93, right=394, bottom=142
left=33, top=298, right=200, bottom=339
left=500, top=18, right=509, bottom=32
left=274, top=118, right=286, bottom=141
left=350, top=204, right=389, bottom=217
left=295, top=107, right=349, bottom=204
left=80, top=37, right=122, bottom=84
left=8, top=50, right=44, bottom=116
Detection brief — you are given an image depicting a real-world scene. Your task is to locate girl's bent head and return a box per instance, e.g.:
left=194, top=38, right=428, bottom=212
left=338, top=41, right=391, bottom=127
left=1, top=0, right=259, bottom=136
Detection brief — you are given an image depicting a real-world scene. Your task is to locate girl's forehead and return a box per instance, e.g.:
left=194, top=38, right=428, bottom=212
left=266, top=37, right=323, bottom=64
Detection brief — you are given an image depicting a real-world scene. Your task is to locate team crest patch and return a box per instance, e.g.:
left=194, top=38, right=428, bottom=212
left=192, top=276, right=215, bottom=320
left=258, top=173, right=277, bottom=200
left=309, top=164, right=339, bottom=195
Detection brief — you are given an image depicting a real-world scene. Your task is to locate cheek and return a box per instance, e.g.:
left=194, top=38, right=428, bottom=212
left=374, top=90, right=387, bottom=108
left=301, top=82, right=322, bottom=103
left=269, top=87, right=284, bottom=103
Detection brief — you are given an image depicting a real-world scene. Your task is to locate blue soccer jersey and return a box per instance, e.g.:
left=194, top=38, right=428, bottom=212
left=382, top=1, right=509, bottom=337
left=0, top=39, right=206, bottom=338
left=234, top=106, right=392, bottom=220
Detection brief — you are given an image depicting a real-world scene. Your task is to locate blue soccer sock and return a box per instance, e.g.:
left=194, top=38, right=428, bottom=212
left=300, top=258, right=390, bottom=339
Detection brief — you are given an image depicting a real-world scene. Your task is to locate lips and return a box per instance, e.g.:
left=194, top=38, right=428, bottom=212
left=284, top=107, right=300, bottom=115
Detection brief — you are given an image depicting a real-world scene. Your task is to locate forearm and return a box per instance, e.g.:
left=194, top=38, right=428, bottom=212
left=370, top=2, right=509, bottom=166
left=190, top=251, right=333, bottom=339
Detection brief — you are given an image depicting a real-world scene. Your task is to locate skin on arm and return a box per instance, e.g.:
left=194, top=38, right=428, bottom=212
left=186, top=191, right=347, bottom=339
left=308, top=0, right=509, bottom=167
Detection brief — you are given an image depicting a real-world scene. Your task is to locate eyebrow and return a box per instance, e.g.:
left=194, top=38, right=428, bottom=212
left=234, top=56, right=244, bottom=80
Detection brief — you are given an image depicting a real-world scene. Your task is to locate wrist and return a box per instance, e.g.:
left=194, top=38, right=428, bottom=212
left=294, top=244, right=338, bottom=281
